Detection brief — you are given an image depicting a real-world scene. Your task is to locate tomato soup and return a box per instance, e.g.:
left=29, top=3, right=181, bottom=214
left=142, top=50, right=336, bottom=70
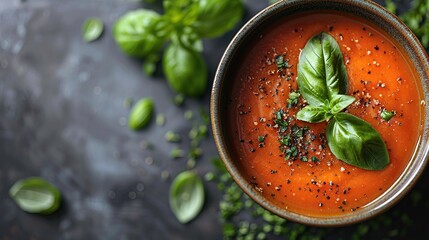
left=225, top=12, right=424, bottom=216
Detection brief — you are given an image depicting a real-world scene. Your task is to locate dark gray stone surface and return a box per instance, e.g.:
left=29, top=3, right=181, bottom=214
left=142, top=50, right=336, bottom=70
left=0, top=0, right=428, bottom=240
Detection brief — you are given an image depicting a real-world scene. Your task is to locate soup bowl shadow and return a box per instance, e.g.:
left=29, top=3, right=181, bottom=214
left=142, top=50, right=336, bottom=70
left=211, top=0, right=429, bottom=226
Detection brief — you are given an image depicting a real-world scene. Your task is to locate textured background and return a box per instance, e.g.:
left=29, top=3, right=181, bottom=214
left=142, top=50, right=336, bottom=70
left=0, top=0, right=427, bottom=240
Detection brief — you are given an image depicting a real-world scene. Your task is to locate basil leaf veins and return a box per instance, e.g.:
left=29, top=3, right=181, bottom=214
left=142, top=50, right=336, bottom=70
left=297, top=32, right=349, bottom=106
left=327, top=113, right=390, bottom=170
left=9, top=177, right=61, bottom=214
left=169, top=171, right=205, bottom=224
left=296, top=32, right=389, bottom=170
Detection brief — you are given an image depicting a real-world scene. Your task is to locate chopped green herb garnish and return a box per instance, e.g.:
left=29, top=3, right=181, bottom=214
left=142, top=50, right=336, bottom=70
left=381, top=109, right=396, bottom=121
left=311, top=156, right=320, bottom=163
left=165, top=131, right=181, bottom=142
left=189, top=147, right=203, bottom=160
left=258, top=135, right=266, bottom=143
left=156, top=114, right=166, bottom=126
left=170, top=147, right=184, bottom=158
left=275, top=55, right=291, bottom=70
left=173, top=94, right=185, bottom=106
left=287, top=91, right=300, bottom=108
left=184, top=110, right=194, bottom=120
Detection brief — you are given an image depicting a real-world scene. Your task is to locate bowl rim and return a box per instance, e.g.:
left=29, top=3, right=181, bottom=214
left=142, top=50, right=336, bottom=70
left=211, top=0, right=429, bottom=226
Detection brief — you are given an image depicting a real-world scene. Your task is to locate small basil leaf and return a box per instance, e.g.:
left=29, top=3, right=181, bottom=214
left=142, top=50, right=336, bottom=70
left=191, top=0, right=244, bottom=38
left=326, top=113, right=389, bottom=170
left=329, top=94, right=355, bottom=114
left=298, top=32, right=348, bottom=106
left=128, top=98, right=154, bottom=130
left=296, top=106, right=329, bottom=123
left=164, top=0, right=200, bottom=26
left=163, top=42, right=207, bottom=97
left=113, top=10, right=171, bottom=58
left=82, top=17, right=104, bottom=42
left=169, top=171, right=205, bottom=224
left=9, top=177, right=61, bottom=214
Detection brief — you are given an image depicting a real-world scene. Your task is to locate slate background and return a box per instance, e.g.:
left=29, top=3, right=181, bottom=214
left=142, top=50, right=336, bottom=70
left=0, top=0, right=427, bottom=240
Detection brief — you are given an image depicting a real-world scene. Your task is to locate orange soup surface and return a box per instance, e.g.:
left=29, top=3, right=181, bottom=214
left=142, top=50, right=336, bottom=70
left=226, top=12, right=423, bottom=216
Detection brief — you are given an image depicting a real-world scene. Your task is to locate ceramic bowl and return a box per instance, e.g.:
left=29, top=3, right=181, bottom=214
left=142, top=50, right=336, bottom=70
left=211, top=0, right=429, bottom=226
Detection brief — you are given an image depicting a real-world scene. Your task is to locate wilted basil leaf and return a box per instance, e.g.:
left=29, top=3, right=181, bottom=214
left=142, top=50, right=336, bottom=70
left=326, top=113, right=390, bottom=170
left=297, top=32, right=348, bottom=106
left=163, top=41, right=207, bottom=97
left=113, top=10, right=171, bottom=58
left=191, top=0, right=244, bottom=38
left=9, top=177, right=61, bottom=214
left=82, top=17, right=104, bottom=42
left=169, top=171, right=205, bottom=223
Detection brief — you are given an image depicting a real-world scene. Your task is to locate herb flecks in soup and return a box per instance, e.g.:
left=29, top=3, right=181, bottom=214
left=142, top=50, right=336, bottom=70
left=226, top=12, right=422, bottom=216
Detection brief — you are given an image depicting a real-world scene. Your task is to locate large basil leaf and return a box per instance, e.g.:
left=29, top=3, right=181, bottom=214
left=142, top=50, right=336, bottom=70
left=169, top=171, right=205, bottom=224
left=296, top=105, right=329, bottom=123
left=326, top=113, right=389, bottom=170
left=191, top=0, right=244, bottom=38
left=163, top=41, right=207, bottom=97
left=9, top=177, right=61, bottom=214
left=297, top=32, right=348, bottom=106
left=113, top=10, right=171, bottom=58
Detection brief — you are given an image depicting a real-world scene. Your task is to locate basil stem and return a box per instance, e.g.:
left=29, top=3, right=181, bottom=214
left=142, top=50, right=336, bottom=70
left=326, top=113, right=389, bottom=170
left=169, top=171, right=205, bottom=224
left=9, top=177, right=61, bottom=214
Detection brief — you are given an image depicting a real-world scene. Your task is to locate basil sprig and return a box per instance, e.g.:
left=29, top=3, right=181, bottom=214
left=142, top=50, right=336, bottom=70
left=296, top=32, right=389, bottom=170
left=113, top=0, right=244, bottom=97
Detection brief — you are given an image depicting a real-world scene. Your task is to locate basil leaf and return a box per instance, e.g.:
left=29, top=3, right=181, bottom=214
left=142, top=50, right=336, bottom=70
left=164, top=0, right=200, bottom=26
left=113, top=10, right=171, bottom=58
left=191, top=0, right=244, bottom=38
left=9, top=177, right=61, bottom=214
left=296, top=106, right=330, bottom=123
left=163, top=41, right=207, bottom=97
left=326, top=113, right=389, bottom=170
left=169, top=171, right=205, bottom=224
left=129, top=98, right=154, bottom=130
left=329, top=94, right=355, bottom=114
left=297, top=32, right=348, bottom=106
left=82, top=17, right=104, bottom=42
